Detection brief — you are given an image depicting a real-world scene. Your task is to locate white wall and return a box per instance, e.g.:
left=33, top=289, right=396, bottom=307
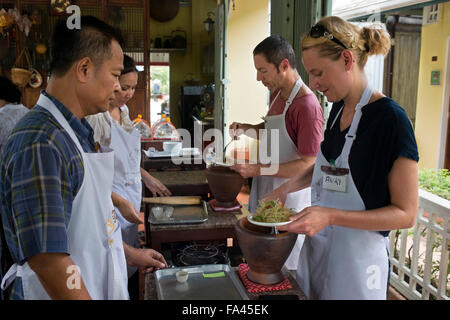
left=225, top=0, right=270, bottom=162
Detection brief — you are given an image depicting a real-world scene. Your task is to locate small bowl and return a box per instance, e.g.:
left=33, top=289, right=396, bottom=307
left=163, top=141, right=182, bottom=154
left=163, top=206, right=174, bottom=219
left=176, top=270, right=189, bottom=283
left=152, top=206, right=164, bottom=220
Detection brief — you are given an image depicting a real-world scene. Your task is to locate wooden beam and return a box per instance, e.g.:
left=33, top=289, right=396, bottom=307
left=143, top=0, right=151, bottom=122
left=101, top=0, right=108, bottom=21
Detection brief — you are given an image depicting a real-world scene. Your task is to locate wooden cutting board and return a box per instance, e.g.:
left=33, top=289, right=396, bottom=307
left=142, top=196, right=201, bottom=205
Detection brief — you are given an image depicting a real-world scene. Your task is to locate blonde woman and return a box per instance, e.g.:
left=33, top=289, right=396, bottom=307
left=265, top=16, right=419, bottom=299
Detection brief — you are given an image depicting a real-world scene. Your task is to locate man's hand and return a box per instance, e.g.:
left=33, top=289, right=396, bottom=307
left=112, top=192, right=143, bottom=225
left=228, top=122, right=247, bottom=139
left=123, top=244, right=168, bottom=274
left=230, top=163, right=260, bottom=178
left=262, top=184, right=288, bottom=205
left=228, top=122, right=263, bottom=140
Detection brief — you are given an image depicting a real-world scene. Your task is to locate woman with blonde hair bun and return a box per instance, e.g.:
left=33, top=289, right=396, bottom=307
left=265, top=16, right=419, bottom=299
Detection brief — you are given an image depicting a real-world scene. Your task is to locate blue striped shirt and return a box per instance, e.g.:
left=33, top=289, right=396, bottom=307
left=0, top=91, right=95, bottom=299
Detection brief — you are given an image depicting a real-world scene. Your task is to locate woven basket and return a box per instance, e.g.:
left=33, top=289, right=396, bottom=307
left=11, top=49, right=33, bottom=87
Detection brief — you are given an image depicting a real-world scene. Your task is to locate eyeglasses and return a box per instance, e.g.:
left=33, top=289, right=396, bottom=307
left=309, top=24, right=348, bottom=50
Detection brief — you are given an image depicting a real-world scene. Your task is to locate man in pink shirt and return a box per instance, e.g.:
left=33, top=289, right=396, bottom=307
left=230, top=35, right=323, bottom=270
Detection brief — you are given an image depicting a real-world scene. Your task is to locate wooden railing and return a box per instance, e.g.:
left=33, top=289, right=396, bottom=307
left=388, top=189, right=450, bottom=300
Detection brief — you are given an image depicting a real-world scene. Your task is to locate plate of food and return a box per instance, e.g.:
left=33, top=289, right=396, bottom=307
left=246, top=200, right=295, bottom=227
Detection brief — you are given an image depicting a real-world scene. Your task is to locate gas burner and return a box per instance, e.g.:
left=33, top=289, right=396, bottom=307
left=182, top=244, right=219, bottom=259
left=173, top=243, right=230, bottom=267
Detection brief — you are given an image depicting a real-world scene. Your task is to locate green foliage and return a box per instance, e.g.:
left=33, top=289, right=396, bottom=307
left=150, top=66, right=170, bottom=95
left=418, top=168, right=450, bottom=201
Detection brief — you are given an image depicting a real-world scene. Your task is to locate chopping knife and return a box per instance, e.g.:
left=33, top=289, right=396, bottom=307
left=142, top=196, right=201, bottom=205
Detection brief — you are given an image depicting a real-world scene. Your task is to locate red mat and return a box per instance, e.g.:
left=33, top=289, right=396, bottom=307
left=238, top=263, right=292, bottom=293
left=209, top=199, right=241, bottom=212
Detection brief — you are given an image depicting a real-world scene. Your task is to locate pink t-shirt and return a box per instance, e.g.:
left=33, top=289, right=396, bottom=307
left=267, top=91, right=324, bottom=156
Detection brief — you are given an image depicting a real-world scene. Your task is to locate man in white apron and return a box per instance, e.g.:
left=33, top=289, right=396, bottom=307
left=230, top=35, right=323, bottom=270
left=1, top=16, right=132, bottom=300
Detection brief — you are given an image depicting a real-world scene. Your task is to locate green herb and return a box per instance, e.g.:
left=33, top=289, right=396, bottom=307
left=203, top=272, right=225, bottom=278
left=418, top=168, right=450, bottom=200
left=252, top=215, right=264, bottom=222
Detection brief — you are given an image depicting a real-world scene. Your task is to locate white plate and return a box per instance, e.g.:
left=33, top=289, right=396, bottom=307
left=180, top=148, right=200, bottom=157
left=247, top=215, right=292, bottom=227
left=143, top=148, right=201, bottom=158
left=143, top=149, right=173, bottom=158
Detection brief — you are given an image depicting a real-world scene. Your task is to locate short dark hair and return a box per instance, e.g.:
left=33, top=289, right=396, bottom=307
left=0, top=76, right=21, bottom=104
left=50, top=15, right=124, bottom=76
left=253, top=35, right=296, bottom=71
left=122, top=54, right=138, bottom=76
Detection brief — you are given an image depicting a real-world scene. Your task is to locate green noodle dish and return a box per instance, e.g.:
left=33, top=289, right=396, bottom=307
left=252, top=200, right=295, bottom=223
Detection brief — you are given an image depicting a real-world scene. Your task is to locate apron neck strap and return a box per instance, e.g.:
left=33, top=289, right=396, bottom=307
left=37, top=93, right=85, bottom=155
left=268, top=77, right=304, bottom=113
left=107, top=110, right=115, bottom=127
left=269, top=90, right=281, bottom=110
left=334, top=83, right=373, bottom=165
left=283, top=77, right=303, bottom=115
left=345, top=83, right=373, bottom=138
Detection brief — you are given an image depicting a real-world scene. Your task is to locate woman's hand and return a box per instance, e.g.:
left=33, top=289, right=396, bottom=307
left=112, top=192, right=143, bottom=224
left=277, top=206, right=336, bottom=237
left=141, top=169, right=172, bottom=197
left=116, top=196, right=144, bottom=225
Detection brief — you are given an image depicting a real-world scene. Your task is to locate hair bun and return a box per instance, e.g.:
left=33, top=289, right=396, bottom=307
left=360, top=26, right=391, bottom=56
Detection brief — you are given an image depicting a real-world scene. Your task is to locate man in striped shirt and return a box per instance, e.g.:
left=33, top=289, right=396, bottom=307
left=0, top=16, right=166, bottom=300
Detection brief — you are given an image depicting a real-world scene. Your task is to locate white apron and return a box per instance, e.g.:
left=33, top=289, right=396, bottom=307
left=1, top=94, right=129, bottom=300
left=249, top=78, right=310, bottom=270
left=108, top=109, right=142, bottom=278
left=297, top=84, right=389, bottom=300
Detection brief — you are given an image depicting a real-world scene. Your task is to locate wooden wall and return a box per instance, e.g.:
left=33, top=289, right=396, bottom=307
left=0, top=0, right=150, bottom=115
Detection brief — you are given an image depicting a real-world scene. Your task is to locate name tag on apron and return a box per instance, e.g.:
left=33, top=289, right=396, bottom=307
left=321, top=166, right=349, bottom=193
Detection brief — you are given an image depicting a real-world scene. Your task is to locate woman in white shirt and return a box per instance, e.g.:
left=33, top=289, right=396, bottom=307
left=87, top=55, right=170, bottom=300
left=0, top=76, right=29, bottom=156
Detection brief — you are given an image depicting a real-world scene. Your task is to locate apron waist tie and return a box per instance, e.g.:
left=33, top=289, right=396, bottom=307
left=1, top=263, right=22, bottom=291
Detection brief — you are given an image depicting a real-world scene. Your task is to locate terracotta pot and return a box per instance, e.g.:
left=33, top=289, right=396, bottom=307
left=149, top=0, right=179, bottom=22
left=235, top=217, right=298, bottom=285
left=205, top=165, right=244, bottom=207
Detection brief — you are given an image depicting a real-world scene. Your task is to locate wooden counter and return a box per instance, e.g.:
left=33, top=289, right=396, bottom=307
left=144, top=170, right=210, bottom=197
left=144, top=169, right=238, bottom=249
left=145, top=204, right=237, bottom=251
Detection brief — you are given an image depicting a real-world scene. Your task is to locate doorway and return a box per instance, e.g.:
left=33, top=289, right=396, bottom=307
left=438, top=37, right=450, bottom=169
left=149, top=53, right=170, bottom=127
